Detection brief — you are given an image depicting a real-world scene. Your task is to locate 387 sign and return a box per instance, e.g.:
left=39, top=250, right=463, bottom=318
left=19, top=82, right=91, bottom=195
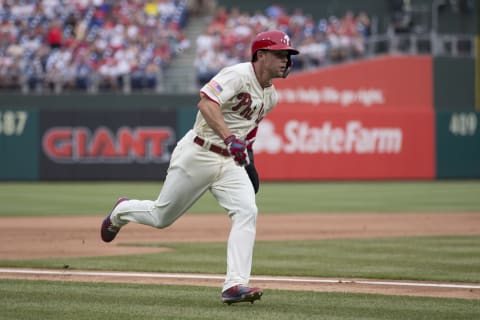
left=0, top=110, right=28, bottom=136
left=0, top=109, right=38, bottom=180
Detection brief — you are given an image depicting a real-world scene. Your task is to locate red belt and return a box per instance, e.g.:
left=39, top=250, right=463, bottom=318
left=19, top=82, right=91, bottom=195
left=194, top=136, right=230, bottom=157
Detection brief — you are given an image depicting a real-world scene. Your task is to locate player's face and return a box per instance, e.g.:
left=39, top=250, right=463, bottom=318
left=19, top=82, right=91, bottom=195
left=265, top=50, right=290, bottom=78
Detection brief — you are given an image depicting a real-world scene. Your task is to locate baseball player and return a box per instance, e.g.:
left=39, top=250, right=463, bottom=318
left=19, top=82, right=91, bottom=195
left=101, top=30, right=299, bottom=304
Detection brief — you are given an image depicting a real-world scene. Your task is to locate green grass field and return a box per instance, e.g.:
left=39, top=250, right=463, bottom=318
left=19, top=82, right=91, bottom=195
left=1, top=180, right=479, bottom=216
left=1, top=279, right=478, bottom=320
left=0, top=181, right=479, bottom=320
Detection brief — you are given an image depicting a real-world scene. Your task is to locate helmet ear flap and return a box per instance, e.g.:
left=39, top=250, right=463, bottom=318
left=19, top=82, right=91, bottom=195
left=282, top=55, right=292, bottom=78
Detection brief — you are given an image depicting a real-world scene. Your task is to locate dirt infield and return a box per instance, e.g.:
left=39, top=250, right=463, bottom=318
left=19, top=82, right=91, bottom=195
left=1, top=213, right=479, bottom=299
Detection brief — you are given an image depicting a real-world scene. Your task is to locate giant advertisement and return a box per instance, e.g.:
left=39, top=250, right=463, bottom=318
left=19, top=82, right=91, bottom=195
left=40, top=109, right=176, bottom=180
left=254, top=56, right=435, bottom=180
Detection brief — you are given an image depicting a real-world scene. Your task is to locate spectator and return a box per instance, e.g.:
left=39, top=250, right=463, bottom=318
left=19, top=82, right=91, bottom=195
left=326, top=15, right=349, bottom=61
left=47, top=20, right=63, bottom=49
left=356, top=11, right=371, bottom=38
left=22, top=53, right=45, bottom=91
left=194, top=48, right=219, bottom=86
left=342, top=11, right=365, bottom=57
left=75, top=53, right=94, bottom=90
left=97, top=57, right=120, bottom=90
left=297, top=33, right=328, bottom=68
left=144, top=60, right=161, bottom=89
left=196, top=28, right=218, bottom=54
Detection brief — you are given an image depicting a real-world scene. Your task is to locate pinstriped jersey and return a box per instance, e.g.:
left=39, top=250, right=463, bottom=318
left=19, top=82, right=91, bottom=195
left=195, top=62, right=278, bottom=146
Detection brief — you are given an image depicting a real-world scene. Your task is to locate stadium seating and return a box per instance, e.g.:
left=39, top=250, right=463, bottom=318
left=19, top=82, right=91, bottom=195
left=0, top=1, right=474, bottom=93
left=0, top=0, right=189, bottom=93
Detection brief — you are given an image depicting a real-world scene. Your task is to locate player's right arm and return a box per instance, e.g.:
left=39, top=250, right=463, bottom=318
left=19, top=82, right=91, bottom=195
left=197, top=93, right=231, bottom=141
left=198, top=92, right=249, bottom=166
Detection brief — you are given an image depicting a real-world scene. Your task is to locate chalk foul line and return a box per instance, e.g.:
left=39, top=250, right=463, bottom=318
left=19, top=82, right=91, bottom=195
left=0, top=268, right=479, bottom=290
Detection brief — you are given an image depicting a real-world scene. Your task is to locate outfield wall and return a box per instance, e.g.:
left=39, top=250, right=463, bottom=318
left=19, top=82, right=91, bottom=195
left=0, top=56, right=478, bottom=180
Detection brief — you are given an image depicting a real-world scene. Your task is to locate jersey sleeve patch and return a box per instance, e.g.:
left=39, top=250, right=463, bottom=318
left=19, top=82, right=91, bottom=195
left=208, top=80, right=223, bottom=94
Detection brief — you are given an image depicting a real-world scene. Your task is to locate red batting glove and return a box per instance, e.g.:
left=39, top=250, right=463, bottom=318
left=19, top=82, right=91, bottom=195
left=224, top=134, right=249, bottom=166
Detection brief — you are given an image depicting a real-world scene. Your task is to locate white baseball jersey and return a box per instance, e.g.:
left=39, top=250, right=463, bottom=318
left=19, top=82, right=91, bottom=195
left=195, top=62, right=278, bottom=145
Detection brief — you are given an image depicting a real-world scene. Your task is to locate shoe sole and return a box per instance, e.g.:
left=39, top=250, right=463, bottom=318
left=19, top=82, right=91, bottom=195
left=222, top=291, right=263, bottom=305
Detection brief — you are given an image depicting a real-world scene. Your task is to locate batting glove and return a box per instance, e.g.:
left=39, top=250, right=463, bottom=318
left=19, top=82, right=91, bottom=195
left=224, top=134, right=249, bottom=166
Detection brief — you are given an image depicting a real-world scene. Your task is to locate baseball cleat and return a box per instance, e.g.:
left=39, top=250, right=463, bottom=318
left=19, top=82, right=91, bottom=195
left=221, top=285, right=263, bottom=305
left=100, top=197, right=128, bottom=242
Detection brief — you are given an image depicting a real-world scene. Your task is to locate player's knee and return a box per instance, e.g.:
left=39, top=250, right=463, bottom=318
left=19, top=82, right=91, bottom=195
left=152, top=219, right=172, bottom=229
left=148, top=212, right=173, bottom=229
left=150, top=215, right=174, bottom=229
left=234, top=203, right=258, bottom=221
left=150, top=202, right=177, bottom=228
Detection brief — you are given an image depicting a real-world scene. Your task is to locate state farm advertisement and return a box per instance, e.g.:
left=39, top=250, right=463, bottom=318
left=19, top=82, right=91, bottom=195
left=40, top=110, right=176, bottom=180
left=254, top=110, right=435, bottom=180
left=255, top=56, right=435, bottom=180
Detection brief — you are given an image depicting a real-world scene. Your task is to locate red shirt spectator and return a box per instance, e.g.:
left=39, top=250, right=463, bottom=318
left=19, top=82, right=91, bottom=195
left=276, top=13, right=290, bottom=29
left=47, top=20, right=62, bottom=49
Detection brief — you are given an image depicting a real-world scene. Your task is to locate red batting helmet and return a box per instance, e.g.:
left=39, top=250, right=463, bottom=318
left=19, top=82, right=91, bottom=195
left=251, top=30, right=299, bottom=59
left=251, top=30, right=299, bottom=78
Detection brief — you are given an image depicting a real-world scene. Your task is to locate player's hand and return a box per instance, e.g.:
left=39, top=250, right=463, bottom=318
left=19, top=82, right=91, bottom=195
left=224, top=134, right=249, bottom=167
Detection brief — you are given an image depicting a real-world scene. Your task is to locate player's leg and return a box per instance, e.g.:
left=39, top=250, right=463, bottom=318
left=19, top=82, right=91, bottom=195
left=112, top=165, right=210, bottom=228
left=109, top=133, right=218, bottom=229
left=210, top=163, right=258, bottom=292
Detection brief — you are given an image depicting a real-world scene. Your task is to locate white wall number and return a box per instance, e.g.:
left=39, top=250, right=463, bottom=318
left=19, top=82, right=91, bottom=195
left=449, top=112, right=477, bottom=136
left=0, top=111, right=28, bottom=136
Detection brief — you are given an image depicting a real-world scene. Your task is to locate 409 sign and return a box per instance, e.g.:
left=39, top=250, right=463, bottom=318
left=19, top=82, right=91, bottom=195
left=449, top=112, right=477, bottom=136
left=0, top=110, right=28, bottom=136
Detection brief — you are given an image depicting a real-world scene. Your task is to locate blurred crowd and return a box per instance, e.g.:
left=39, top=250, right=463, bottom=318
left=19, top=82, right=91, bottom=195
left=0, top=1, right=372, bottom=92
left=194, top=4, right=371, bottom=86
left=0, top=0, right=189, bottom=92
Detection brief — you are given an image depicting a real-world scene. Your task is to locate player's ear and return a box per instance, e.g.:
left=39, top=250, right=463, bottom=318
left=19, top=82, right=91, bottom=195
left=257, top=50, right=266, bottom=60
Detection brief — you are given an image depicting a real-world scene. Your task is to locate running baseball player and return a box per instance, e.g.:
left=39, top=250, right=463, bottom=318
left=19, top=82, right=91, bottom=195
left=101, top=30, right=299, bottom=304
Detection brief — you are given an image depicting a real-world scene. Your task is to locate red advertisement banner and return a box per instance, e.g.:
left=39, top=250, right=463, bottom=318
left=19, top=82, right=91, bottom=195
left=274, top=56, right=432, bottom=111
left=255, top=109, right=435, bottom=180
left=255, top=56, right=435, bottom=180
